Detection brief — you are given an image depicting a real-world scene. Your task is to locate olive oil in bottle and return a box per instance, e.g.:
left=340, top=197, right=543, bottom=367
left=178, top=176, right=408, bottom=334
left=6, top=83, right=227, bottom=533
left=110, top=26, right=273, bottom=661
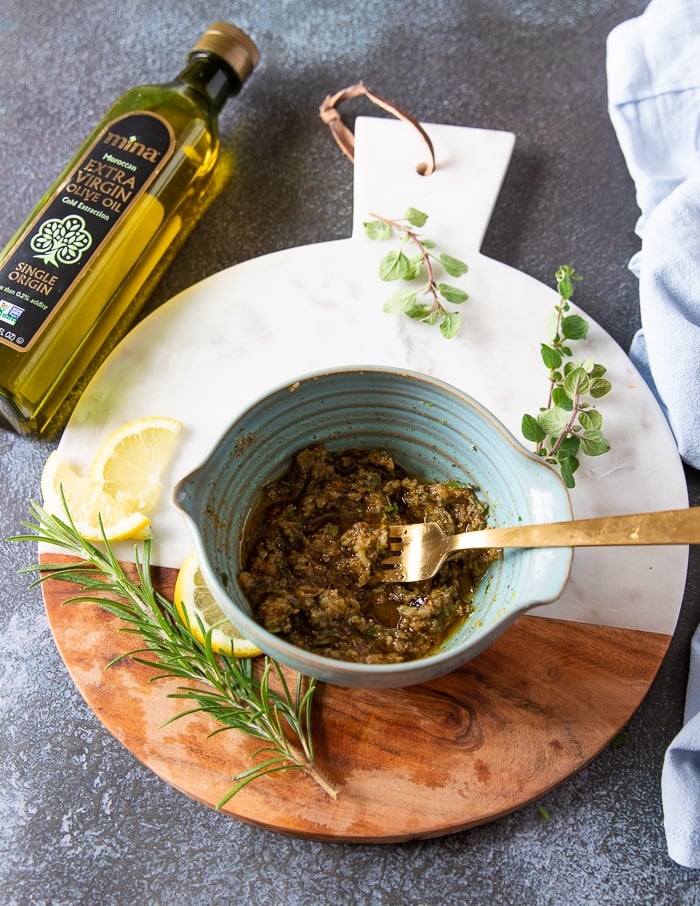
left=0, top=22, right=259, bottom=435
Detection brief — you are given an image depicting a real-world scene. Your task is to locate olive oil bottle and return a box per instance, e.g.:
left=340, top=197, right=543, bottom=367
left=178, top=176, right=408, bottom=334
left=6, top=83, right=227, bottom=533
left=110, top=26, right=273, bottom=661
left=0, top=22, right=259, bottom=435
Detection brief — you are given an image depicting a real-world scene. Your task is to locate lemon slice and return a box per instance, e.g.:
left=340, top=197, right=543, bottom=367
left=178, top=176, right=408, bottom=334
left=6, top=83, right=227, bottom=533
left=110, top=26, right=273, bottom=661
left=174, top=551, right=263, bottom=657
left=41, top=450, right=152, bottom=542
left=90, top=416, right=182, bottom=514
left=41, top=415, right=181, bottom=542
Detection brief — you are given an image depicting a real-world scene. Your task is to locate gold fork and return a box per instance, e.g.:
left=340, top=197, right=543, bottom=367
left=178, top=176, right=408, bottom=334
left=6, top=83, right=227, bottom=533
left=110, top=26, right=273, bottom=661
left=378, top=507, right=700, bottom=582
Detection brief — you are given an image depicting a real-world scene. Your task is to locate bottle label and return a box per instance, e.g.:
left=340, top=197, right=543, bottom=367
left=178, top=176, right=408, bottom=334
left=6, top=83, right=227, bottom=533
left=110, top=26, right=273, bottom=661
left=0, top=111, right=175, bottom=352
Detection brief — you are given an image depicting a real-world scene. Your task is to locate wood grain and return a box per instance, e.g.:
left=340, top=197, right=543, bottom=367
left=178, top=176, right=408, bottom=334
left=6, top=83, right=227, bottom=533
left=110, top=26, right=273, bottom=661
left=41, top=553, right=670, bottom=843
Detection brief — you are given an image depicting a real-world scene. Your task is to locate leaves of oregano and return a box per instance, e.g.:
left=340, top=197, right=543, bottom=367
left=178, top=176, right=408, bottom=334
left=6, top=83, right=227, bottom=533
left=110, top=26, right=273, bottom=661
left=521, top=266, right=612, bottom=488
left=440, top=311, right=462, bottom=339
left=363, top=219, right=391, bottom=241
left=438, top=283, right=469, bottom=304
left=538, top=406, right=571, bottom=437
left=405, top=207, right=428, bottom=227
left=365, top=208, right=469, bottom=337
left=521, top=413, right=546, bottom=443
left=561, top=314, right=588, bottom=340
left=440, top=253, right=469, bottom=278
left=541, top=344, right=562, bottom=370
left=590, top=378, right=613, bottom=399
left=578, top=409, right=602, bottom=431
left=382, top=290, right=418, bottom=314
left=379, top=249, right=414, bottom=282
left=580, top=430, right=611, bottom=457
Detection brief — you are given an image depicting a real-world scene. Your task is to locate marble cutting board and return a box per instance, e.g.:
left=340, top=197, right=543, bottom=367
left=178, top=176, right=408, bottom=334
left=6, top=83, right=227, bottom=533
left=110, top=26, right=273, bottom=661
left=39, top=117, right=689, bottom=841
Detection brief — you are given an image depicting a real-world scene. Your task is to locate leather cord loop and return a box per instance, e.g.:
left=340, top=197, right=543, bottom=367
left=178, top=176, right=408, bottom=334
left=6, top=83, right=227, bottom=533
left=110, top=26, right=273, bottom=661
left=319, top=81, right=436, bottom=175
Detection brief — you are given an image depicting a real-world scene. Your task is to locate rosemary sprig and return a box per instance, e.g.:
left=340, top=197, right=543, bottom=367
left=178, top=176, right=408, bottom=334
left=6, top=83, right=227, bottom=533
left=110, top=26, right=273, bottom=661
left=521, top=266, right=612, bottom=489
left=11, top=498, right=338, bottom=805
left=364, top=207, right=469, bottom=338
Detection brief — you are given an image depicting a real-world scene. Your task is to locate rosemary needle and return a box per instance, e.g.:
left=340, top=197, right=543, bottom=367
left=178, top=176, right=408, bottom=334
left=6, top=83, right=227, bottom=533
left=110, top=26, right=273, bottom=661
left=11, top=498, right=339, bottom=804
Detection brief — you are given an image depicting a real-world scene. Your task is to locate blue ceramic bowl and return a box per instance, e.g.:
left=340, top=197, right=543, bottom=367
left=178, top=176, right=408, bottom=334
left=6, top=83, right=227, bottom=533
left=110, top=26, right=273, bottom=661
left=173, top=367, right=572, bottom=688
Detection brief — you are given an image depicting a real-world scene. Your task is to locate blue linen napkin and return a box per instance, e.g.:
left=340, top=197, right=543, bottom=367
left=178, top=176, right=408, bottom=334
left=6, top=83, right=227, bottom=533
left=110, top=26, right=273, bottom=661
left=663, top=630, right=700, bottom=869
left=607, top=0, right=700, bottom=870
left=607, top=0, right=700, bottom=468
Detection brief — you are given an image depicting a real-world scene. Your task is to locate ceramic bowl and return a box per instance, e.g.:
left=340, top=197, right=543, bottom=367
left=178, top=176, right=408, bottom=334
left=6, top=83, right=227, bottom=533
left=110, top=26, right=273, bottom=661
left=172, top=367, right=572, bottom=688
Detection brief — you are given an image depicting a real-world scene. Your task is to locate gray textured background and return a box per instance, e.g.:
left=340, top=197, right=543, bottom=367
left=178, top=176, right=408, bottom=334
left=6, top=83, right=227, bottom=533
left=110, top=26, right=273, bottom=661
left=1, top=1, right=700, bottom=903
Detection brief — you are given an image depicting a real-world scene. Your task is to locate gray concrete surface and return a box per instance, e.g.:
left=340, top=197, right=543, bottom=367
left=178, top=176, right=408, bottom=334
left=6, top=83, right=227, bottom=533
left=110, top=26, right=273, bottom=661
left=1, top=1, right=699, bottom=903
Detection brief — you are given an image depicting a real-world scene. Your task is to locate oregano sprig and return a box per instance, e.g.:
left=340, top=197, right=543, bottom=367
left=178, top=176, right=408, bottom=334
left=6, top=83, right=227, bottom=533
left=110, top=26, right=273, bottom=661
left=521, top=266, right=612, bottom=488
left=364, top=207, right=469, bottom=338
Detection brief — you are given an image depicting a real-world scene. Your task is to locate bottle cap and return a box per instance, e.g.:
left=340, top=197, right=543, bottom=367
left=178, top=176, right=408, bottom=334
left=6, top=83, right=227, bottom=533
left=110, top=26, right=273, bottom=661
left=192, top=22, right=260, bottom=84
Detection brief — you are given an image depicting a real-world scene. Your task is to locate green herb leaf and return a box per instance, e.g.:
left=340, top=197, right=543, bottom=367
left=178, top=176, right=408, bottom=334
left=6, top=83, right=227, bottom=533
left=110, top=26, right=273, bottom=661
left=406, top=255, right=424, bottom=281
left=557, top=453, right=579, bottom=488
left=440, top=252, right=469, bottom=278
left=437, top=283, right=469, bottom=304
left=590, top=378, right=612, bottom=399
left=555, top=264, right=581, bottom=301
left=440, top=311, right=462, bottom=338
left=579, top=430, right=611, bottom=457
left=379, top=249, right=414, bottom=281
left=578, top=409, right=603, bottom=431
left=382, top=290, right=419, bottom=314
left=367, top=207, right=470, bottom=337
left=408, top=304, right=438, bottom=323
left=405, top=207, right=428, bottom=227
left=558, top=434, right=581, bottom=456
left=561, top=314, right=589, bottom=341
left=363, top=219, right=391, bottom=241
left=521, top=267, right=612, bottom=487
left=541, top=344, right=562, bottom=370
left=563, top=366, right=591, bottom=397
left=522, top=413, right=546, bottom=443
left=551, top=386, right=573, bottom=410
left=538, top=406, right=571, bottom=437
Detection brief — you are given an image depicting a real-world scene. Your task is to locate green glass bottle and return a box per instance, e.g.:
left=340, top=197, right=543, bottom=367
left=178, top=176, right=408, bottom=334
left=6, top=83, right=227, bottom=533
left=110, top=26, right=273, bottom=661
left=0, top=22, right=259, bottom=435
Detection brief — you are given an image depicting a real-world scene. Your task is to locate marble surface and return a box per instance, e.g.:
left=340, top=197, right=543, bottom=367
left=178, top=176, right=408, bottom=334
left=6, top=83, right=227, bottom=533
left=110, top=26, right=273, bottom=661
left=56, top=118, right=687, bottom=638
left=2, top=1, right=700, bottom=904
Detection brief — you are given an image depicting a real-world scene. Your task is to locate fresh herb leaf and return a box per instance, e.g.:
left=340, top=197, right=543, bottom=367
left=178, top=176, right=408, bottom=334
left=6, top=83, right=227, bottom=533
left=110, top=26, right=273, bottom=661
left=379, top=248, right=414, bottom=281
left=521, top=413, right=546, bottom=444
left=405, top=206, right=429, bottom=227
left=561, top=314, right=588, bottom=340
left=437, top=283, right=469, bottom=304
left=363, top=218, right=391, bottom=241
left=365, top=207, right=469, bottom=337
left=521, top=266, right=612, bottom=488
left=440, top=311, right=462, bottom=339
left=439, top=252, right=468, bottom=278
left=383, top=289, right=419, bottom=314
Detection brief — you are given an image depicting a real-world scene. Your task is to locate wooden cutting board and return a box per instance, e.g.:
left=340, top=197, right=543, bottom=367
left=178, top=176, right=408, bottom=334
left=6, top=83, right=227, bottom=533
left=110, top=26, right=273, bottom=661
left=40, top=118, right=689, bottom=841
left=42, top=555, right=669, bottom=842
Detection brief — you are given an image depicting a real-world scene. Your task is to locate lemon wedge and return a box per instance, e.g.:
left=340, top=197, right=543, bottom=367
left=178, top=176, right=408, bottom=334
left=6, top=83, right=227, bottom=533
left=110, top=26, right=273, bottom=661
left=174, top=551, right=263, bottom=657
left=90, top=416, right=182, bottom=514
left=41, top=450, right=152, bottom=541
left=40, top=415, right=182, bottom=542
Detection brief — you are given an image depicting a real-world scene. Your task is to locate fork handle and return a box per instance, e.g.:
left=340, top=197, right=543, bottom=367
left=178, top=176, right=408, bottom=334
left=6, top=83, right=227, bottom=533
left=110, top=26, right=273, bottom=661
left=446, top=507, right=700, bottom=551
